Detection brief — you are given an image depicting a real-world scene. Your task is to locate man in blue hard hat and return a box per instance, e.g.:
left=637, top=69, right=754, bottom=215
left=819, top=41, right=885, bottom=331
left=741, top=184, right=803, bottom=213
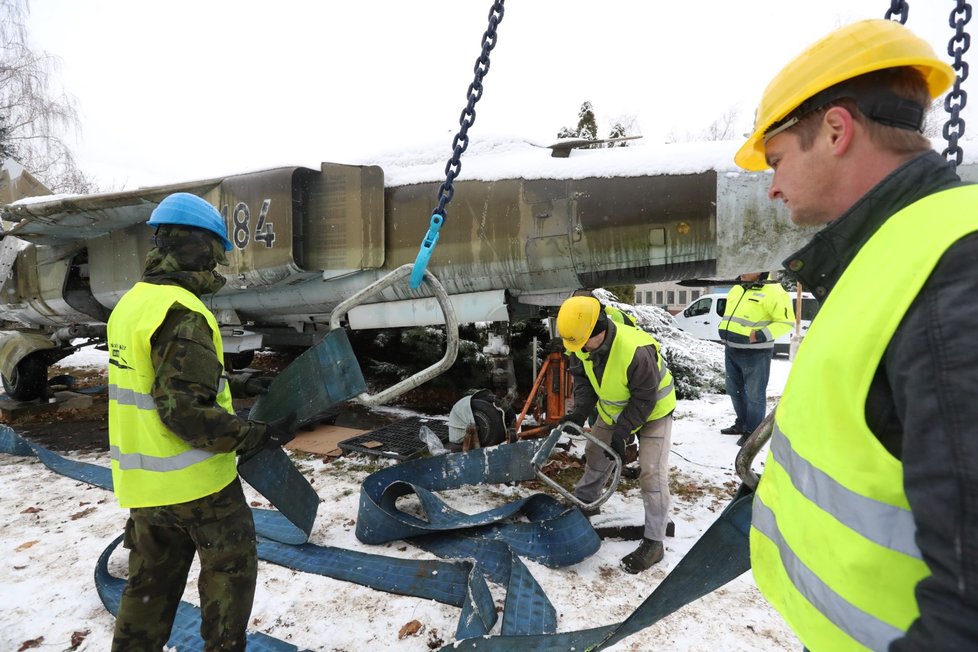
left=107, top=192, right=297, bottom=650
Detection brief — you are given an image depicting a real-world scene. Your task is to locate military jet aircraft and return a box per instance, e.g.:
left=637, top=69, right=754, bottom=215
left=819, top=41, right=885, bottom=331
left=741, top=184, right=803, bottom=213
left=0, top=136, right=856, bottom=401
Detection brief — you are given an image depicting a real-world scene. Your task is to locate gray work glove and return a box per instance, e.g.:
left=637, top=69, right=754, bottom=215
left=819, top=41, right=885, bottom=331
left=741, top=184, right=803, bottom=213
left=261, top=412, right=299, bottom=450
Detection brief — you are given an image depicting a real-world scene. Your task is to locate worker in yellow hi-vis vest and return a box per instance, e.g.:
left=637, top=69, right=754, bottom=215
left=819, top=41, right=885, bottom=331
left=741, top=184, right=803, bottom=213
left=556, top=295, right=676, bottom=573
left=107, top=193, right=298, bottom=651
left=735, top=18, right=978, bottom=650
left=717, top=271, right=794, bottom=445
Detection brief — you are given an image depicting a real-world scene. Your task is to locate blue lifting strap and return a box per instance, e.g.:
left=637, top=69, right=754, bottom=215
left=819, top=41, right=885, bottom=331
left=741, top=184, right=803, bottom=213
left=248, top=328, right=368, bottom=426
left=95, top=535, right=300, bottom=652
left=356, top=436, right=603, bottom=636
left=440, top=491, right=754, bottom=650
left=1, top=427, right=495, bottom=647
left=2, top=423, right=754, bottom=649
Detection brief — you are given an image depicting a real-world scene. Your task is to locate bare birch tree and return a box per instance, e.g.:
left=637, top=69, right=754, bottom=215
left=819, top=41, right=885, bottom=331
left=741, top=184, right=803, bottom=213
left=0, top=0, right=96, bottom=193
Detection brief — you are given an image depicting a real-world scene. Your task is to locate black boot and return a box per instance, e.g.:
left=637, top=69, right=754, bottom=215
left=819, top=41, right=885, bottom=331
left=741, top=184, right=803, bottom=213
left=579, top=504, right=601, bottom=518
left=621, top=538, right=664, bottom=573
left=720, top=424, right=744, bottom=435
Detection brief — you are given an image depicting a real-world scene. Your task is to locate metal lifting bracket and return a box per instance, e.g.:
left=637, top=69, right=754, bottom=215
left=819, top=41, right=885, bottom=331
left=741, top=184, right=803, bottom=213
left=329, top=263, right=460, bottom=407
left=735, top=409, right=775, bottom=491
left=530, top=422, right=622, bottom=512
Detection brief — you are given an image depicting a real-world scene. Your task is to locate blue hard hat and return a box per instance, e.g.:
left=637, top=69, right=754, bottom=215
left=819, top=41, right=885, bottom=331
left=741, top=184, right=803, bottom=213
left=148, top=192, right=233, bottom=251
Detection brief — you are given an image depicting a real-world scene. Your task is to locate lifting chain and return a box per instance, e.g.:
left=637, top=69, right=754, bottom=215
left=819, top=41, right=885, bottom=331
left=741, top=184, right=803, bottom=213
left=942, top=0, right=972, bottom=168
left=885, top=0, right=909, bottom=24
left=411, top=1, right=506, bottom=289
left=885, top=1, right=972, bottom=169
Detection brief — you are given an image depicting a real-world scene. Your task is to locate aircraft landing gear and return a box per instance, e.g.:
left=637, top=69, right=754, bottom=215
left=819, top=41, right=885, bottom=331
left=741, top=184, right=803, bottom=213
left=2, top=353, right=50, bottom=401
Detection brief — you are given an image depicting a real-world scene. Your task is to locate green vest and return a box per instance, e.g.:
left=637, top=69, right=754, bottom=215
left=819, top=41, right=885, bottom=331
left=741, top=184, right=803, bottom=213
left=605, top=305, right=637, bottom=327
left=574, top=323, right=676, bottom=428
left=107, top=282, right=237, bottom=508
left=718, top=283, right=794, bottom=349
left=751, top=185, right=978, bottom=650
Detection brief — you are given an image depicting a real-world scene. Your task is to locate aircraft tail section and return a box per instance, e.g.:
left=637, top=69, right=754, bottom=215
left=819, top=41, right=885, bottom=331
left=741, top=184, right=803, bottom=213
left=0, top=159, right=51, bottom=205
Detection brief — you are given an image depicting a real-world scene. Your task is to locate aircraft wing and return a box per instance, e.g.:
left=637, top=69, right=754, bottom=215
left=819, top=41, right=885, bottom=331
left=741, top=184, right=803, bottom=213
left=1, top=179, right=224, bottom=246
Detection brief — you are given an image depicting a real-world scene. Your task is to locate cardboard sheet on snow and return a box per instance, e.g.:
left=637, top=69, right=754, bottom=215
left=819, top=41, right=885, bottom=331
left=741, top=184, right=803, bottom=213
left=285, top=423, right=366, bottom=457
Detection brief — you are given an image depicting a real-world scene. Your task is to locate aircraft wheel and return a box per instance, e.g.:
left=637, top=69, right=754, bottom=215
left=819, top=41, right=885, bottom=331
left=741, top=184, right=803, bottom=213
left=2, top=354, right=49, bottom=401
left=471, top=398, right=506, bottom=447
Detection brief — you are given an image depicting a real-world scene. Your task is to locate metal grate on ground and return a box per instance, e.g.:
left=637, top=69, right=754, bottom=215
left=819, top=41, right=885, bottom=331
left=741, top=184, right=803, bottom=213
left=338, top=416, right=450, bottom=461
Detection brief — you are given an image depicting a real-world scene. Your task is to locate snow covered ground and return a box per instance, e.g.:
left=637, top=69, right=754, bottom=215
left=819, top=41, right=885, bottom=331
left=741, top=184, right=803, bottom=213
left=0, top=345, right=799, bottom=651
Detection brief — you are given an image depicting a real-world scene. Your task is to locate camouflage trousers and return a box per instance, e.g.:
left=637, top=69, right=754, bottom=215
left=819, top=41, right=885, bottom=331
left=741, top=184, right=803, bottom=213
left=111, top=477, right=258, bottom=652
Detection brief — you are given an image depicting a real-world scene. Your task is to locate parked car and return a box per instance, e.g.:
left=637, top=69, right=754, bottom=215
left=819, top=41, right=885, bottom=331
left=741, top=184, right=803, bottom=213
left=672, top=290, right=819, bottom=356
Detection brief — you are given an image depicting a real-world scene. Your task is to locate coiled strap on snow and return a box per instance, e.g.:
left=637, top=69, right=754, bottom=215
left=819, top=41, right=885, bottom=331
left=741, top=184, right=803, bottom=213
left=356, top=435, right=602, bottom=636
left=0, top=427, right=308, bottom=650
left=440, top=489, right=754, bottom=651
left=2, top=425, right=754, bottom=650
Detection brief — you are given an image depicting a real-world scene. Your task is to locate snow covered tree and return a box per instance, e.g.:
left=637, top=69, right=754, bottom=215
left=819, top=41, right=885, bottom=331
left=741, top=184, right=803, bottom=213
left=0, top=0, right=96, bottom=193
left=607, top=115, right=638, bottom=147
left=576, top=101, right=598, bottom=141
left=605, top=284, right=635, bottom=304
left=557, top=101, right=600, bottom=148
left=593, top=288, right=725, bottom=399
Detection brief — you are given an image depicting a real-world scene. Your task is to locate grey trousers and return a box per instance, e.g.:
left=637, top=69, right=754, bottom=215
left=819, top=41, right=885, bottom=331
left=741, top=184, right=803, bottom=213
left=574, top=415, right=673, bottom=541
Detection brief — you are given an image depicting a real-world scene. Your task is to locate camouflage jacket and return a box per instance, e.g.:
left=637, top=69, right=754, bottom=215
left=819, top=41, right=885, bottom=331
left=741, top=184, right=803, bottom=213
left=140, top=242, right=268, bottom=454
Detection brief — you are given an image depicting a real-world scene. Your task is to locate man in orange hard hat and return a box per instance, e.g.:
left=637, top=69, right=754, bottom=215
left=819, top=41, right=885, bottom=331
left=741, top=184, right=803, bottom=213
left=737, top=19, right=978, bottom=650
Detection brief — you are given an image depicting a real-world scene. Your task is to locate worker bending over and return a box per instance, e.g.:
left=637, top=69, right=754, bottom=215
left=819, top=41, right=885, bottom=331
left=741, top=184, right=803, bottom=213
left=557, top=296, right=676, bottom=573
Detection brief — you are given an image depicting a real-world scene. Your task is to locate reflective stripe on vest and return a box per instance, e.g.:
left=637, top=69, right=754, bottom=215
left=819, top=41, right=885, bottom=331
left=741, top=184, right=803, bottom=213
left=719, top=284, right=794, bottom=349
left=575, top=323, right=676, bottom=428
left=751, top=185, right=978, bottom=651
left=107, top=282, right=237, bottom=509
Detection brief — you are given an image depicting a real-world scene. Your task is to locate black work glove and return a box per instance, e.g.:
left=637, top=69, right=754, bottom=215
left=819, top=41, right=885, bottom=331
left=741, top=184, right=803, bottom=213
left=262, top=411, right=299, bottom=450
left=244, top=376, right=274, bottom=396
left=559, top=412, right=587, bottom=428
left=605, top=427, right=631, bottom=462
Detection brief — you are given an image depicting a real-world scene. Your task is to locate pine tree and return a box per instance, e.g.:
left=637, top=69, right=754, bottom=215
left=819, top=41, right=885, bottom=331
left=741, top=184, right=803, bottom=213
left=576, top=101, right=599, bottom=142
left=557, top=101, right=601, bottom=149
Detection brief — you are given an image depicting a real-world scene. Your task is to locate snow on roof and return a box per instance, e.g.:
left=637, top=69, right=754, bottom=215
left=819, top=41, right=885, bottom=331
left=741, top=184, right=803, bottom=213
left=354, top=134, right=749, bottom=188
left=354, top=133, right=978, bottom=189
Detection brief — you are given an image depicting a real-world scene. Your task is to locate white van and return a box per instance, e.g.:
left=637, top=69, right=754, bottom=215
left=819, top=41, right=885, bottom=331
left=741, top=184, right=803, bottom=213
left=672, top=290, right=819, bottom=356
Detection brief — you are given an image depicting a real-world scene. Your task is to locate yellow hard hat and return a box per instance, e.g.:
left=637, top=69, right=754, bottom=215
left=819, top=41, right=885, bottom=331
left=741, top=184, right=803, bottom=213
left=735, top=19, right=956, bottom=171
left=557, top=296, right=602, bottom=352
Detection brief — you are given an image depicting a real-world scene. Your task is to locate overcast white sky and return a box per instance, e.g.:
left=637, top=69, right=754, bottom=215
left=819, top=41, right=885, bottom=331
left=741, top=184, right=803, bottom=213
left=26, top=1, right=975, bottom=190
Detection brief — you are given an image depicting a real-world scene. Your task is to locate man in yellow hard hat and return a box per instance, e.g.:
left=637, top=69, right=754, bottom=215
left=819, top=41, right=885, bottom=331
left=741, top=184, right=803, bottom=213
left=737, top=19, right=978, bottom=650
left=556, top=295, right=676, bottom=573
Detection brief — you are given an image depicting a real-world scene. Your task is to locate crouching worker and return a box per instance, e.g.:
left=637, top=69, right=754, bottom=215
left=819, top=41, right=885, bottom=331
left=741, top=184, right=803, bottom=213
left=556, top=296, right=676, bottom=573
left=107, top=192, right=297, bottom=651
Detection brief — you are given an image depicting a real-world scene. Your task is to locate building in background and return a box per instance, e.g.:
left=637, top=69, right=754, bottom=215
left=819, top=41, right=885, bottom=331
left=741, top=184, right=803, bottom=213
left=633, top=281, right=721, bottom=315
